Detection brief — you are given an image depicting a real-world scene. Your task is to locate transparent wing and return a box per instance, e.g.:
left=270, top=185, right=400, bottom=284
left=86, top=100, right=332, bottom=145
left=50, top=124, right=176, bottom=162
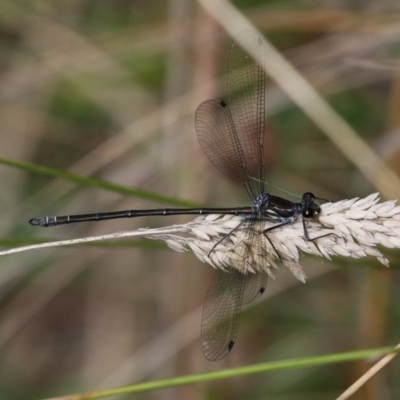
left=242, top=271, right=268, bottom=304
left=228, top=31, right=266, bottom=194
left=241, top=222, right=268, bottom=304
left=201, top=219, right=268, bottom=361
left=201, top=268, right=245, bottom=361
left=195, top=99, right=256, bottom=199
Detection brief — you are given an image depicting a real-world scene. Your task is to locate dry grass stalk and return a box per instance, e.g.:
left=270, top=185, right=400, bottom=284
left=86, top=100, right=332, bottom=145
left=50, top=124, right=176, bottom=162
left=3, top=193, right=399, bottom=283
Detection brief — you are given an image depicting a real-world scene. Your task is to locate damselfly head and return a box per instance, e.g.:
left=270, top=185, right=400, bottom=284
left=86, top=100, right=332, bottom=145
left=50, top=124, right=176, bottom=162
left=301, top=192, right=321, bottom=219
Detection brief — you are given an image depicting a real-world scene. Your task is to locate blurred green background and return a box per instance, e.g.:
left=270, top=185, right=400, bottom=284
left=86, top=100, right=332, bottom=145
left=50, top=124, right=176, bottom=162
left=1, top=0, right=400, bottom=399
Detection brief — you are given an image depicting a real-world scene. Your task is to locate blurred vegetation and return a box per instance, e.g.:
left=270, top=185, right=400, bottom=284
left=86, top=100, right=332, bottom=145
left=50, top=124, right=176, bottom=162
left=0, top=0, right=400, bottom=399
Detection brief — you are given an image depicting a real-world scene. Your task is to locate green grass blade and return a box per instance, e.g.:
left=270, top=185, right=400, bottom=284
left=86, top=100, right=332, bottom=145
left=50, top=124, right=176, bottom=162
left=44, top=346, right=399, bottom=400
left=0, top=157, right=200, bottom=207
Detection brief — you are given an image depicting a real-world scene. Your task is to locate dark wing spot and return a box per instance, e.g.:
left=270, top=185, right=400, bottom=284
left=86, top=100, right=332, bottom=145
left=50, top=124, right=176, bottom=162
left=259, top=287, right=266, bottom=294
left=220, top=100, right=227, bottom=108
left=228, top=340, right=235, bottom=352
